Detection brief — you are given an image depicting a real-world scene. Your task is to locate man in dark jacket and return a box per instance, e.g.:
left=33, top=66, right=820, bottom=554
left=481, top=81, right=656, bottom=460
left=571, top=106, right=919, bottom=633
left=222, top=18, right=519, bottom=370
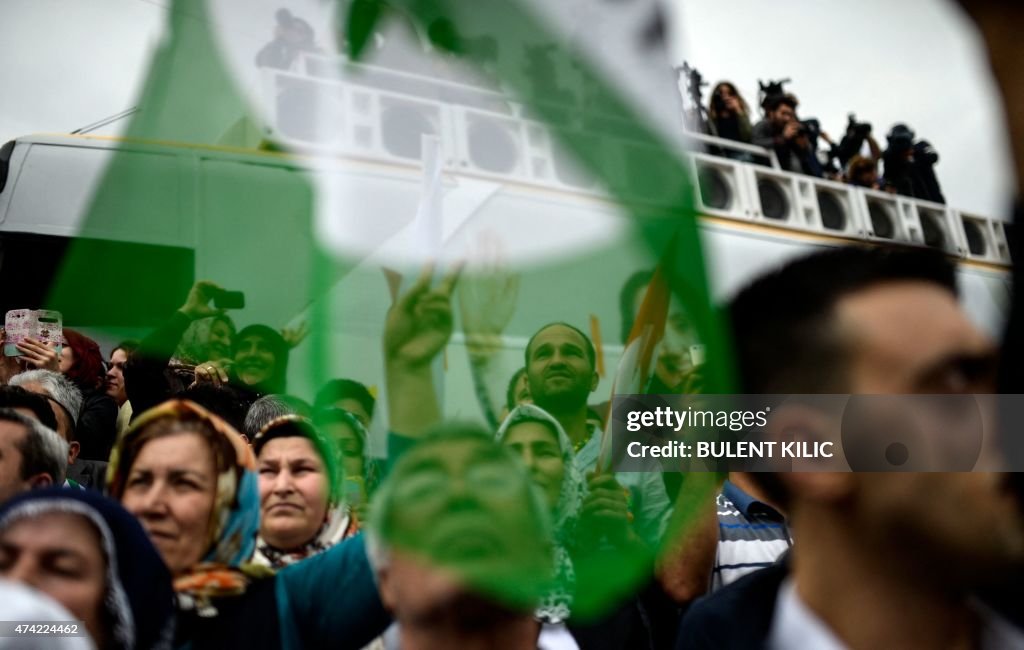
left=677, top=246, right=1024, bottom=648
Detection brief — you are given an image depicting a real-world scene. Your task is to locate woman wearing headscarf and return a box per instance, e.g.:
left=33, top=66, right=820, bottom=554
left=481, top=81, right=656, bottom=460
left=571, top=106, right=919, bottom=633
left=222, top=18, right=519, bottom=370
left=217, top=324, right=289, bottom=397
left=496, top=404, right=585, bottom=625
left=499, top=405, right=658, bottom=649
left=174, top=316, right=235, bottom=367
left=107, top=400, right=388, bottom=650
left=0, top=487, right=175, bottom=650
left=124, top=281, right=237, bottom=418
left=251, top=415, right=359, bottom=569
left=314, top=406, right=383, bottom=513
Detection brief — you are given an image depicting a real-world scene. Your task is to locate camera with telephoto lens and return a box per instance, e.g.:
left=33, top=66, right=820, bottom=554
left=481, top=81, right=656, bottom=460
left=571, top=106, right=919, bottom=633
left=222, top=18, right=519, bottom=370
left=797, top=118, right=821, bottom=140
left=886, top=123, right=916, bottom=154
left=847, top=113, right=872, bottom=138
left=913, top=140, right=939, bottom=165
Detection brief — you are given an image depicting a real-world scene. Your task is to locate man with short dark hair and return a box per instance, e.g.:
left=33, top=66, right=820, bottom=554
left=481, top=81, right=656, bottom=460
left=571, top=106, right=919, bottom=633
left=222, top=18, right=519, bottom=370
left=0, top=408, right=68, bottom=504
left=525, top=322, right=671, bottom=547
left=751, top=93, right=813, bottom=174
left=0, top=385, right=59, bottom=432
left=676, top=245, right=1022, bottom=648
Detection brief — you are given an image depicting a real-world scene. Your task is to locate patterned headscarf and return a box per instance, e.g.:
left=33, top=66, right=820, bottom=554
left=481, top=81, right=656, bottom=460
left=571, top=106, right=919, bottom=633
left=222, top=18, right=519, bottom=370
left=250, top=415, right=359, bottom=569
left=107, top=400, right=260, bottom=616
left=0, top=488, right=175, bottom=650
left=173, top=315, right=236, bottom=365
left=496, top=404, right=586, bottom=624
left=314, top=406, right=382, bottom=497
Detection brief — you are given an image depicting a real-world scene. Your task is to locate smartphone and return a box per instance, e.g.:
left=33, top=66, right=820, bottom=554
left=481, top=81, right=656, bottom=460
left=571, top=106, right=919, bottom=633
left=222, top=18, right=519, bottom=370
left=689, top=344, right=706, bottom=367
left=4, top=309, right=63, bottom=357
left=212, top=289, right=245, bottom=310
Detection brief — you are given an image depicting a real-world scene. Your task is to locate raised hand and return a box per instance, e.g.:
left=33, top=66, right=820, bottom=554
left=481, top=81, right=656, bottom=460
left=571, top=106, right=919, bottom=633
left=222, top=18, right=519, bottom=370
left=178, top=280, right=225, bottom=321
left=280, top=320, right=310, bottom=349
left=16, top=337, right=61, bottom=372
left=384, top=265, right=462, bottom=368
left=458, top=236, right=520, bottom=361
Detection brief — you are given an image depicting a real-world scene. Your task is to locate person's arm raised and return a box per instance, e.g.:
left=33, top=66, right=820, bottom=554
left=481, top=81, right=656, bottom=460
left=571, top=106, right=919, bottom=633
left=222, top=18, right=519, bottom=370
left=383, top=265, right=461, bottom=438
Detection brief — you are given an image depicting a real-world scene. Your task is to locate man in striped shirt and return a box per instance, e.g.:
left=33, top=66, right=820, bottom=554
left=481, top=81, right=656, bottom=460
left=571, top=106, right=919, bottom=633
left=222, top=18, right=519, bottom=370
left=711, top=473, right=790, bottom=591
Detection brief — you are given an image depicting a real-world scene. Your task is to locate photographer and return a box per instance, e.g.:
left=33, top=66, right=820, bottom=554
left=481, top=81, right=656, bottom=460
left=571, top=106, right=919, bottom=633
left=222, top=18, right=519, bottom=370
left=837, top=114, right=881, bottom=168
left=752, top=93, right=818, bottom=175
left=882, top=124, right=946, bottom=204
left=706, top=82, right=753, bottom=144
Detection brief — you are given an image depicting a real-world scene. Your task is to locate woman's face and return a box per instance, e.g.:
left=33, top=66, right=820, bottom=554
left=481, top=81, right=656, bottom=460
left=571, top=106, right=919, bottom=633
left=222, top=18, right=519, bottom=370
left=120, top=432, right=218, bottom=574
left=59, top=346, right=74, bottom=374
left=502, top=421, right=565, bottom=510
left=323, top=419, right=365, bottom=481
left=234, top=334, right=276, bottom=387
left=206, top=321, right=233, bottom=362
left=257, top=437, right=329, bottom=550
left=0, top=512, right=108, bottom=647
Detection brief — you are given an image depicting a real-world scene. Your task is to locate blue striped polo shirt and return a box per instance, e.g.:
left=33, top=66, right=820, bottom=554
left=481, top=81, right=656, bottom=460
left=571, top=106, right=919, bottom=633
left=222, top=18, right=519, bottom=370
left=711, top=480, right=791, bottom=591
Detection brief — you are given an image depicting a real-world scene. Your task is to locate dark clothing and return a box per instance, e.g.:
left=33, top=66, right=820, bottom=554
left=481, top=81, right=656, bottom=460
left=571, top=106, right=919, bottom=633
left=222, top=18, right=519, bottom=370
left=172, top=535, right=390, bottom=650
left=709, top=114, right=753, bottom=144
left=125, top=312, right=279, bottom=421
left=175, top=576, right=281, bottom=650
left=125, top=310, right=195, bottom=419
left=66, top=459, right=108, bottom=490
left=881, top=149, right=945, bottom=204
left=993, top=203, right=1024, bottom=629
left=675, top=559, right=788, bottom=650
left=75, top=388, right=118, bottom=460
left=751, top=119, right=814, bottom=174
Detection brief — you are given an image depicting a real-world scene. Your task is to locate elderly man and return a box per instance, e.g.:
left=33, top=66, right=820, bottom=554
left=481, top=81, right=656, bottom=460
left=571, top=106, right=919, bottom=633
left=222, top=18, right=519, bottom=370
left=8, top=370, right=105, bottom=489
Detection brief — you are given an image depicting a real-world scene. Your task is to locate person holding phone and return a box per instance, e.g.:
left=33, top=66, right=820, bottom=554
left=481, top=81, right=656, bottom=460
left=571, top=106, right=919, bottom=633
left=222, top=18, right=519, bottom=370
left=125, top=281, right=241, bottom=418
left=125, top=281, right=291, bottom=421
left=59, top=329, right=118, bottom=462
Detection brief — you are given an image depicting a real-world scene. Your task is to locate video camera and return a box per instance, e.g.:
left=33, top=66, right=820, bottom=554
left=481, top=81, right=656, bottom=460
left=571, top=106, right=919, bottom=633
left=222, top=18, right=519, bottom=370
left=886, top=123, right=916, bottom=154
left=837, top=113, right=874, bottom=166
left=846, top=113, right=872, bottom=138
left=798, top=118, right=821, bottom=140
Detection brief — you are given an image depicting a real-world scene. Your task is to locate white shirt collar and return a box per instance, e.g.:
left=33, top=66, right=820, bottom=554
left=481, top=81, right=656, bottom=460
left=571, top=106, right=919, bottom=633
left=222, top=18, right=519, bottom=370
left=768, top=578, right=845, bottom=650
left=768, top=578, right=1024, bottom=650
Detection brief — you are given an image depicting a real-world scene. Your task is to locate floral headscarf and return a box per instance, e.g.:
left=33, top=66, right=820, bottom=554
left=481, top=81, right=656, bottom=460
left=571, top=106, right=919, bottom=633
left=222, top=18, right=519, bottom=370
left=107, top=400, right=260, bottom=616
left=250, top=415, right=359, bottom=569
left=173, top=315, right=235, bottom=365
left=314, top=406, right=382, bottom=497
left=495, top=404, right=587, bottom=624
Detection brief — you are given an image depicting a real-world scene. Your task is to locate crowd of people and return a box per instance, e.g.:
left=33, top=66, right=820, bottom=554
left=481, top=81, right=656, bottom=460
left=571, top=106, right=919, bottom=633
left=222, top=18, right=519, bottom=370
left=0, top=234, right=1020, bottom=649
left=693, top=78, right=947, bottom=204
left=0, top=4, right=1023, bottom=650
